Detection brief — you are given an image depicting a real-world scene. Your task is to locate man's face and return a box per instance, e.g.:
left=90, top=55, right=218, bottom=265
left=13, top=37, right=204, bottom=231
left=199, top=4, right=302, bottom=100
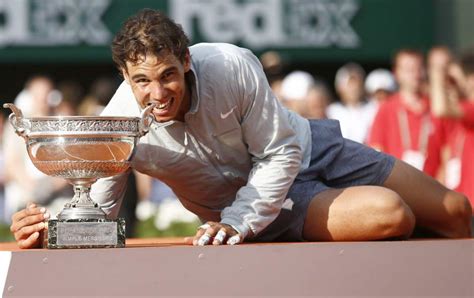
left=306, top=88, right=329, bottom=119
left=337, top=73, right=364, bottom=105
left=394, top=53, right=424, bottom=93
left=29, top=78, right=54, bottom=116
left=428, top=48, right=451, bottom=71
left=122, top=51, right=191, bottom=122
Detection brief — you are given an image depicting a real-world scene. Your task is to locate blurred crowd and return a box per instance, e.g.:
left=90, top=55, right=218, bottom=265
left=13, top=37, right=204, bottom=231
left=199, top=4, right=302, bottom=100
left=263, top=45, right=474, bottom=215
left=0, top=44, right=473, bottom=237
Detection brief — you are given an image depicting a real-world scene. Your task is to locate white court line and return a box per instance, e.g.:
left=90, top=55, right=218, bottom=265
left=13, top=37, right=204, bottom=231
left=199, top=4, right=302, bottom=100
left=0, top=252, right=12, bottom=296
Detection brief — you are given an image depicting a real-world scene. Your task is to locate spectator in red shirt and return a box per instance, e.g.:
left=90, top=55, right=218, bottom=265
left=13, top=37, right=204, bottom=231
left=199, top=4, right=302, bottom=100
left=425, top=47, right=474, bottom=214
left=368, top=49, right=432, bottom=170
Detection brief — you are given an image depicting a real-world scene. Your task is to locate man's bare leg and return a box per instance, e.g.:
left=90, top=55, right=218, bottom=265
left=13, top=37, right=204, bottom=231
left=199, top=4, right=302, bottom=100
left=383, top=159, right=471, bottom=238
left=303, top=186, right=416, bottom=241
left=302, top=159, right=471, bottom=241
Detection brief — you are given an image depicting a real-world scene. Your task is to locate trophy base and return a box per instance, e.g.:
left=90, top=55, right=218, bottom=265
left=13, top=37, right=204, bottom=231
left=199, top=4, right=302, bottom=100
left=44, top=218, right=126, bottom=249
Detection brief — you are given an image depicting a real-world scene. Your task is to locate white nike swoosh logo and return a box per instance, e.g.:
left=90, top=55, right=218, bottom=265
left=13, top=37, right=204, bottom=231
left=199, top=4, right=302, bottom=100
left=220, top=106, right=237, bottom=119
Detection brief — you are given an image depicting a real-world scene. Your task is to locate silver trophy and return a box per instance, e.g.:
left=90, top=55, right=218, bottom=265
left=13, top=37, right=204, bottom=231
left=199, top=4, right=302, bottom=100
left=4, top=103, right=154, bottom=248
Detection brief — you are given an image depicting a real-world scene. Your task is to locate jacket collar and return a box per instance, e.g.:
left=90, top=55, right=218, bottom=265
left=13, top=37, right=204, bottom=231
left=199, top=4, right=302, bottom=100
left=187, top=60, right=200, bottom=115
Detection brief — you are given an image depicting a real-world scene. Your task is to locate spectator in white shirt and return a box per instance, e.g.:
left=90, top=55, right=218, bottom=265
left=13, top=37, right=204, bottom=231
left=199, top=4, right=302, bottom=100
left=327, top=63, right=375, bottom=144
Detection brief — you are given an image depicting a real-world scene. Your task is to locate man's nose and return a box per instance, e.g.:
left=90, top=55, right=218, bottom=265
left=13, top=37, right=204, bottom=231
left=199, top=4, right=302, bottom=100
left=149, top=81, right=167, bottom=99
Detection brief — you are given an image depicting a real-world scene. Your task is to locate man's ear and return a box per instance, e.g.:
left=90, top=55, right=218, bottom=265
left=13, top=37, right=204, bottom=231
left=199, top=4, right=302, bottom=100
left=121, top=68, right=131, bottom=84
left=183, top=49, right=191, bottom=72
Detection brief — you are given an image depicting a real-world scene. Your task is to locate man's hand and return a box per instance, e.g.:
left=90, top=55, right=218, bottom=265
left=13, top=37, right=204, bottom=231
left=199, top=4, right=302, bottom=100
left=185, top=221, right=243, bottom=246
left=10, top=203, right=50, bottom=249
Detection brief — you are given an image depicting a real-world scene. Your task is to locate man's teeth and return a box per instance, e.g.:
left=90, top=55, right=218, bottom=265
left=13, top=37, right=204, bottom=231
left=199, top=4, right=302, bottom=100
left=156, top=100, right=171, bottom=109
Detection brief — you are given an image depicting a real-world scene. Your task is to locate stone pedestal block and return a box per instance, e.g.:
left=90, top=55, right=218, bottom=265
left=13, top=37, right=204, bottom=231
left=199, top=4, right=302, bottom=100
left=44, top=218, right=125, bottom=249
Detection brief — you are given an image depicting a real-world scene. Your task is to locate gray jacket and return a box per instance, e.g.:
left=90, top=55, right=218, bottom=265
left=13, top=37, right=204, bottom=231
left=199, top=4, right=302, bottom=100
left=92, top=43, right=311, bottom=238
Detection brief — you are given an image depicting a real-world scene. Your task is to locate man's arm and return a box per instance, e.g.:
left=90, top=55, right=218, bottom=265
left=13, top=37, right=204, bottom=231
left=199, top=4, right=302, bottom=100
left=218, top=48, right=303, bottom=240
left=90, top=81, right=141, bottom=218
left=90, top=170, right=131, bottom=219
left=429, top=63, right=474, bottom=128
left=429, top=63, right=464, bottom=118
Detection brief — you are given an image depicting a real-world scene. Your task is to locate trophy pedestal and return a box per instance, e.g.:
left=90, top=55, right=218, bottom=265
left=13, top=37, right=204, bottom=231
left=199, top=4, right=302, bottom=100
left=44, top=218, right=126, bottom=249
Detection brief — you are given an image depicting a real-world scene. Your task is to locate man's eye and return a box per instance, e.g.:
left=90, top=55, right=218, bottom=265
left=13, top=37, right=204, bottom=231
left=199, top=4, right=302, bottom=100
left=163, top=71, right=174, bottom=79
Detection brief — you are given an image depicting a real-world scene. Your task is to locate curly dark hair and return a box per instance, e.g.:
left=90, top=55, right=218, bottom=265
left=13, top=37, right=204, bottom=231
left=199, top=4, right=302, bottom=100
left=112, top=9, right=190, bottom=72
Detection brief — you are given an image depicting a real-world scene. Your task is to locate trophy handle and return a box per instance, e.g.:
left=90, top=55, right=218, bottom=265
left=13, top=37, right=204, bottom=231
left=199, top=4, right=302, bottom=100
left=3, top=103, right=30, bottom=139
left=138, top=104, right=156, bottom=136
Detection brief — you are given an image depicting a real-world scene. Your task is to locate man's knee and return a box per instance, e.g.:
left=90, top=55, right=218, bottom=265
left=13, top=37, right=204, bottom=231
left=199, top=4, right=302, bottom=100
left=442, top=191, right=472, bottom=238
left=446, top=192, right=472, bottom=218
left=372, top=190, right=415, bottom=238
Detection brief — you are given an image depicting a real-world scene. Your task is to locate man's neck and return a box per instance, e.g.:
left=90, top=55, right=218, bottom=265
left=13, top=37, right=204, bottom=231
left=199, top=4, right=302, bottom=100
left=342, top=96, right=366, bottom=108
left=399, top=90, right=426, bottom=113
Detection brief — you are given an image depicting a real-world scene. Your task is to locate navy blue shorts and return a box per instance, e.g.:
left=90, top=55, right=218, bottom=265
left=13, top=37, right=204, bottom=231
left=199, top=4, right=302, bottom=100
left=250, top=119, right=395, bottom=242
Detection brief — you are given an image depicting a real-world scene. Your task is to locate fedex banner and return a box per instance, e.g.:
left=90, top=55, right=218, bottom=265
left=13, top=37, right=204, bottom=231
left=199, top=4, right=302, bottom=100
left=0, top=0, right=433, bottom=62
left=0, top=0, right=358, bottom=48
left=0, top=0, right=111, bottom=47
left=171, top=0, right=360, bottom=49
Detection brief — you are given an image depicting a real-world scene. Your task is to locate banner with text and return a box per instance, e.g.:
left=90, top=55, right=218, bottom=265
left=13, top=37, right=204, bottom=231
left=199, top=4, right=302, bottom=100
left=0, top=0, right=434, bottom=63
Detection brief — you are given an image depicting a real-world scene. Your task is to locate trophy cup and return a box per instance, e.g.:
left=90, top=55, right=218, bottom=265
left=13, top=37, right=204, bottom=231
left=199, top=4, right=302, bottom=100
left=4, top=103, right=154, bottom=249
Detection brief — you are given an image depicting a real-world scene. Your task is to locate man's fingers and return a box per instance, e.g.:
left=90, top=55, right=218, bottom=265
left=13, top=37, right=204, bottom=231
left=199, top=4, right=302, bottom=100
left=192, top=227, right=207, bottom=246
left=17, top=231, right=40, bottom=249
left=197, top=223, right=211, bottom=230
left=14, top=222, right=45, bottom=242
left=197, top=232, right=212, bottom=246
left=192, top=222, right=241, bottom=246
left=226, top=234, right=242, bottom=245
left=11, top=206, right=47, bottom=231
left=11, top=208, right=32, bottom=227
left=11, top=212, right=49, bottom=233
left=10, top=205, right=49, bottom=249
left=197, top=224, right=222, bottom=246
left=193, top=223, right=213, bottom=246
left=26, top=207, right=48, bottom=218
left=193, top=222, right=218, bottom=246
left=212, top=229, right=227, bottom=245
